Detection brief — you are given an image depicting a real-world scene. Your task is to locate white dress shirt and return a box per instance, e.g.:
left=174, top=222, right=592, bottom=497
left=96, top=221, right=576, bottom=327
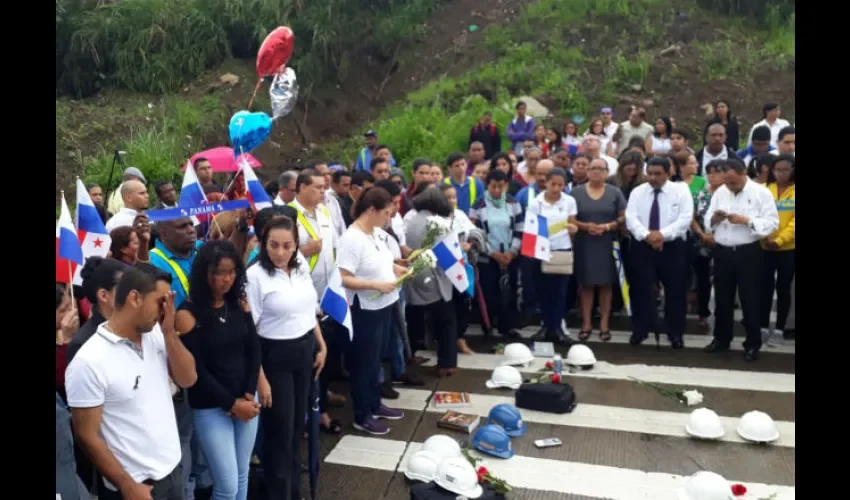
left=390, top=212, right=407, bottom=247
left=337, top=226, right=399, bottom=310
left=246, top=254, right=318, bottom=340
left=529, top=192, right=578, bottom=250
left=105, top=207, right=139, bottom=232
left=703, top=179, right=779, bottom=246
left=290, top=199, right=335, bottom=300
left=747, top=118, right=791, bottom=148
left=324, top=190, right=346, bottom=242
left=625, top=180, right=693, bottom=242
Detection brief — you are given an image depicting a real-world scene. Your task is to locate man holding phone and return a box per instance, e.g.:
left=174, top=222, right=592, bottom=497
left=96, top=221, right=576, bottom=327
left=702, top=158, right=779, bottom=361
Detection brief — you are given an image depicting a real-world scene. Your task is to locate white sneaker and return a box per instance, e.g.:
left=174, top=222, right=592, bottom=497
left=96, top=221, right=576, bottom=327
left=765, top=329, right=783, bottom=348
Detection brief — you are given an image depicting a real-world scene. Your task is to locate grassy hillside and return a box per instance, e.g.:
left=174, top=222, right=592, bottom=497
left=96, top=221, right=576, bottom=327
left=55, top=0, right=795, bottom=201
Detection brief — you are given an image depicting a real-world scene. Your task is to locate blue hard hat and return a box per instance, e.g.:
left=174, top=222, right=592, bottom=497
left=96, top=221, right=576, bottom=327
left=487, top=403, right=527, bottom=437
left=472, top=424, right=514, bottom=459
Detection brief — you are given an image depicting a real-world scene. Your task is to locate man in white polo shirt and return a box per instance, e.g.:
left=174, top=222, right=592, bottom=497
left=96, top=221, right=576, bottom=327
left=66, top=266, right=197, bottom=500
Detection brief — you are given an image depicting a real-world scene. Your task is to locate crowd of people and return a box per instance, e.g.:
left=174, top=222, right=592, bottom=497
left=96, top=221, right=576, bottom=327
left=56, top=99, right=795, bottom=500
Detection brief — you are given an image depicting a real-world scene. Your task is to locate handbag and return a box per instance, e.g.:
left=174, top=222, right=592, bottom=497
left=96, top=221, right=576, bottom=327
left=541, top=250, right=573, bottom=275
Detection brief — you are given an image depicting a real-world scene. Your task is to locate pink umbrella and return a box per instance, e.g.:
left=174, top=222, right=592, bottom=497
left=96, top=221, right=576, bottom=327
left=185, top=147, right=262, bottom=173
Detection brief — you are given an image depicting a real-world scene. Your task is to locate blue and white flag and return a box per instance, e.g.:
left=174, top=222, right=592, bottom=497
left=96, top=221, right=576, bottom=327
left=320, top=266, right=353, bottom=339
left=431, top=233, right=470, bottom=293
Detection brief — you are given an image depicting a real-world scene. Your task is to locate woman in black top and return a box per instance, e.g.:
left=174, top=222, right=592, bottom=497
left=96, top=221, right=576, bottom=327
left=704, top=99, right=740, bottom=150
left=176, top=240, right=261, bottom=500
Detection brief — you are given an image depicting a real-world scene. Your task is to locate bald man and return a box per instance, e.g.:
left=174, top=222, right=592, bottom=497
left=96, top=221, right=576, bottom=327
left=105, top=180, right=150, bottom=232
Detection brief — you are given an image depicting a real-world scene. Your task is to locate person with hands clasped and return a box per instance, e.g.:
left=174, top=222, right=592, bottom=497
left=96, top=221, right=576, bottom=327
left=245, top=217, right=328, bottom=500
left=337, top=186, right=407, bottom=436
left=176, top=241, right=261, bottom=500
left=65, top=266, right=197, bottom=500
left=702, top=158, right=779, bottom=361
left=625, top=157, right=694, bottom=349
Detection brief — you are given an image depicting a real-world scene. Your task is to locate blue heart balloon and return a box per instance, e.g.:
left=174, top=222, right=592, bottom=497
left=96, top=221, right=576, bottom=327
left=229, top=111, right=272, bottom=154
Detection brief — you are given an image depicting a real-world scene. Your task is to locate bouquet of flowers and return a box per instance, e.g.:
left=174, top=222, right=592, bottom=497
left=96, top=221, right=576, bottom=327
left=629, top=376, right=704, bottom=406
left=407, top=216, right=452, bottom=263
left=460, top=448, right=512, bottom=495
left=370, top=250, right=438, bottom=298
left=528, top=359, right=562, bottom=384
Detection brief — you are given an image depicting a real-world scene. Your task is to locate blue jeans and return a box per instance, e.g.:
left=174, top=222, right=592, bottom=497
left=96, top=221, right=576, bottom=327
left=379, top=320, right=406, bottom=383
left=537, top=271, right=569, bottom=330
left=348, top=298, right=394, bottom=424
left=175, top=395, right=212, bottom=500
left=193, top=408, right=259, bottom=500
left=520, top=256, right=541, bottom=312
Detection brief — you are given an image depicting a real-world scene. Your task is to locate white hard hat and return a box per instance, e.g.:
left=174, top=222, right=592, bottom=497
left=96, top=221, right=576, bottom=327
left=685, top=408, right=725, bottom=440
left=422, top=434, right=462, bottom=460
left=404, top=450, right=442, bottom=483
left=566, top=344, right=596, bottom=367
left=678, top=471, right=734, bottom=500
left=485, top=365, right=523, bottom=390
left=737, top=411, right=779, bottom=443
left=434, top=456, right=484, bottom=499
left=501, top=343, right=534, bottom=367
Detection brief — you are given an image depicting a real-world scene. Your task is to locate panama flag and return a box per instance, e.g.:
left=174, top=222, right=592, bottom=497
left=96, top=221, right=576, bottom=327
left=71, top=179, right=112, bottom=285
left=179, top=161, right=208, bottom=207
left=320, top=266, right=353, bottom=340
left=239, top=156, right=273, bottom=211
left=431, top=233, right=470, bottom=293
left=520, top=209, right=551, bottom=261
left=56, top=193, right=84, bottom=284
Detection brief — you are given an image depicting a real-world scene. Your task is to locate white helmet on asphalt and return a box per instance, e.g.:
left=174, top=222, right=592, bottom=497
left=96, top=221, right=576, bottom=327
left=486, top=365, right=523, bottom=390
left=434, top=456, right=483, bottom=499
left=685, top=408, right=725, bottom=440
left=422, top=434, right=462, bottom=460
left=678, top=471, right=734, bottom=500
left=404, top=450, right=442, bottom=483
left=566, top=344, right=596, bottom=367
left=737, top=411, right=779, bottom=443
left=501, top=343, right=534, bottom=367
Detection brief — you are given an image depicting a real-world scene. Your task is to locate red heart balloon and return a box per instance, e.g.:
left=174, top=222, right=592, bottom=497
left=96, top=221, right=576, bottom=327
left=256, top=26, right=295, bottom=77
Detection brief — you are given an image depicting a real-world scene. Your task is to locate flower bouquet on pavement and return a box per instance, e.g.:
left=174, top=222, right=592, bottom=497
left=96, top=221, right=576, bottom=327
left=407, top=216, right=452, bottom=263
left=629, top=376, right=704, bottom=406
left=460, top=448, right=512, bottom=495
left=528, top=359, right=563, bottom=384
left=370, top=250, right=438, bottom=299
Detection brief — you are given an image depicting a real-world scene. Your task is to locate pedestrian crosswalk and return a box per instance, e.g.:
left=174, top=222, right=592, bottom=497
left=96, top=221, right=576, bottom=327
left=313, top=332, right=795, bottom=500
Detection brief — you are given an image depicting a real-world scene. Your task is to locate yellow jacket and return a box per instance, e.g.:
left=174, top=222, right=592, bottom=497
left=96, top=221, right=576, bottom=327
left=764, top=183, right=795, bottom=251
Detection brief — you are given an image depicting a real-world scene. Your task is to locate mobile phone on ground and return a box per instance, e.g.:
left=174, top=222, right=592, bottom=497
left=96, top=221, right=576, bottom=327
left=534, top=438, right=563, bottom=448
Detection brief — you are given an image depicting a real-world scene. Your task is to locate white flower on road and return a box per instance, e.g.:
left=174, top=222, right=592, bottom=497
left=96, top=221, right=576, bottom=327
left=682, top=390, right=704, bottom=407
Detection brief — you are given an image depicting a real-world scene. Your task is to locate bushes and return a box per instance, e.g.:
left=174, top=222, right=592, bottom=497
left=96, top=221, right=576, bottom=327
left=56, top=0, right=446, bottom=98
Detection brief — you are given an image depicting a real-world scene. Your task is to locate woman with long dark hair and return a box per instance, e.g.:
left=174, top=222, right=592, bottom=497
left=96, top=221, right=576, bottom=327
left=246, top=218, right=327, bottom=500
left=176, top=240, right=261, bottom=500
left=645, top=117, right=673, bottom=158
left=490, top=152, right=523, bottom=196
left=338, top=187, right=406, bottom=435
left=704, top=99, right=740, bottom=150
left=761, top=154, right=795, bottom=345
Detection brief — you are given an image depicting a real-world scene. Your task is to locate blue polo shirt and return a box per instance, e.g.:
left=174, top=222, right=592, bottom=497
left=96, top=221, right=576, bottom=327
left=444, top=176, right=485, bottom=215
left=149, top=240, right=203, bottom=308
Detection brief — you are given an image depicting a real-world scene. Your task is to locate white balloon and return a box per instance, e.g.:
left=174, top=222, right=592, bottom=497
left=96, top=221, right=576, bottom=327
left=270, top=67, right=298, bottom=120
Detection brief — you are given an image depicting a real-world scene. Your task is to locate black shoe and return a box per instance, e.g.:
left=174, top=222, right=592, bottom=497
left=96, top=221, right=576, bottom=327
left=703, top=340, right=730, bottom=353
left=498, top=329, right=521, bottom=339
left=743, top=348, right=760, bottom=361
left=555, top=327, right=574, bottom=346
left=629, top=335, right=646, bottom=346
left=393, top=371, right=425, bottom=386
left=782, top=329, right=795, bottom=340
left=380, top=382, right=399, bottom=399
left=194, top=486, right=213, bottom=500
left=670, top=339, right=684, bottom=350
left=530, top=326, right=549, bottom=342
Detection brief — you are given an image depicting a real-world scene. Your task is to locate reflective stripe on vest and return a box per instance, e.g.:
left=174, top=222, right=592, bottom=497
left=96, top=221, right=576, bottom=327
left=443, top=177, right=477, bottom=206
left=288, top=203, right=332, bottom=272
left=150, top=248, right=190, bottom=297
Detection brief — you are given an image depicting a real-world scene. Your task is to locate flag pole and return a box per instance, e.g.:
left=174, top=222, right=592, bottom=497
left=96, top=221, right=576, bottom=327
left=60, top=190, right=77, bottom=307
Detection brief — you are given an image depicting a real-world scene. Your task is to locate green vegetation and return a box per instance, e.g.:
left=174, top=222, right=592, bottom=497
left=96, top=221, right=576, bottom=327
left=57, top=0, right=445, bottom=97
left=323, top=0, right=795, bottom=171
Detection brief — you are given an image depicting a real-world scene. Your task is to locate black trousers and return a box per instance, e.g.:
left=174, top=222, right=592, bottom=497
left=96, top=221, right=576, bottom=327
left=406, top=299, right=458, bottom=369
left=761, top=249, right=795, bottom=330
left=259, top=333, right=315, bottom=500
left=478, top=259, right=518, bottom=333
left=98, top=466, right=183, bottom=500
left=693, top=253, right=713, bottom=319
left=318, top=317, right=346, bottom=413
left=452, top=288, right=470, bottom=339
left=630, top=239, right=688, bottom=341
left=713, top=242, right=763, bottom=350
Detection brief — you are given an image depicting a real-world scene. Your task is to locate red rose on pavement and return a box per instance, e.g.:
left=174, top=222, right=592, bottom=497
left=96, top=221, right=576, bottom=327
left=551, top=373, right=562, bottom=383
left=476, top=466, right=489, bottom=483
left=545, top=360, right=553, bottom=369
left=731, top=484, right=747, bottom=496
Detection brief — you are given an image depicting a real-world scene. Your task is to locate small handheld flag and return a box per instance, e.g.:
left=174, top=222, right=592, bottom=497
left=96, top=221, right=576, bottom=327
left=320, top=266, right=353, bottom=340
left=431, top=233, right=470, bottom=293
left=520, top=210, right=551, bottom=261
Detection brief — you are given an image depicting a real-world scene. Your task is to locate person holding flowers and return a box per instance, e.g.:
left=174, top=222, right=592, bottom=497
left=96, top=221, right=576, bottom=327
left=337, top=186, right=408, bottom=435
left=404, top=187, right=460, bottom=376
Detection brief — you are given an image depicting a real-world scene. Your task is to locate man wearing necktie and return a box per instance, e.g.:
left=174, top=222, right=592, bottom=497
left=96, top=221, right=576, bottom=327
left=625, top=157, right=694, bottom=348
left=702, top=158, right=779, bottom=361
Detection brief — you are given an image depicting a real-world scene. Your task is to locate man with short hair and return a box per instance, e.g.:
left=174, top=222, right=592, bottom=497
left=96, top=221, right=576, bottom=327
left=506, top=101, right=536, bottom=154
left=401, top=159, right=433, bottom=216
left=371, top=158, right=391, bottom=181
left=669, top=129, right=693, bottom=155
left=309, top=161, right=346, bottom=241
left=348, top=170, right=375, bottom=221
left=107, top=167, right=147, bottom=214
left=65, top=267, right=197, bottom=500
left=275, top=170, right=298, bottom=206
left=695, top=123, right=737, bottom=176
left=776, top=126, right=795, bottom=155
left=616, top=108, right=654, bottom=156
left=331, top=170, right=354, bottom=227
left=747, top=102, right=790, bottom=148
left=703, top=158, right=779, bottom=361
left=466, top=141, right=487, bottom=175
left=444, top=152, right=485, bottom=215
left=581, top=135, right=619, bottom=174
left=155, top=182, right=178, bottom=209
left=354, top=131, right=396, bottom=171
left=106, top=180, right=150, bottom=232
left=737, top=125, right=775, bottom=166
left=469, top=112, right=501, bottom=159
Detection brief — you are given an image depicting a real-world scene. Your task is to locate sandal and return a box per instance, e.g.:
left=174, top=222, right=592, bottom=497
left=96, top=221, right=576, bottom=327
left=578, top=330, right=591, bottom=341
left=320, top=418, right=342, bottom=434
left=600, top=331, right=612, bottom=342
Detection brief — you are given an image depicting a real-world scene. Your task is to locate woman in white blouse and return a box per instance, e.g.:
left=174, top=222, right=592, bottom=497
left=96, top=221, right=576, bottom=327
left=337, top=187, right=407, bottom=436
left=245, top=217, right=327, bottom=500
